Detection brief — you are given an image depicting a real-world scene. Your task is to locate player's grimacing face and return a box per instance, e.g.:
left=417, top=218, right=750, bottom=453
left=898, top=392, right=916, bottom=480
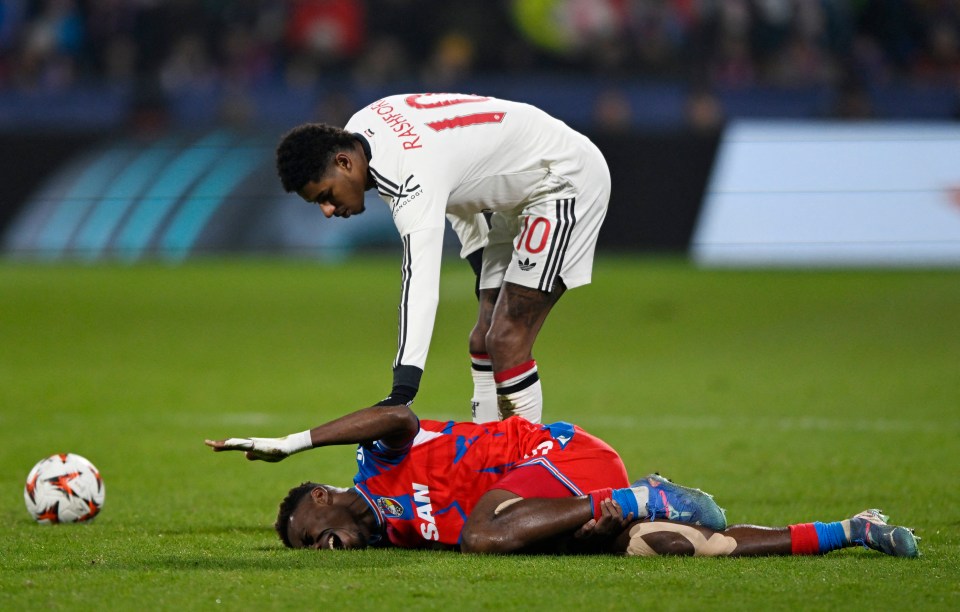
left=288, top=495, right=369, bottom=551
left=297, top=152, right=366, bottom=219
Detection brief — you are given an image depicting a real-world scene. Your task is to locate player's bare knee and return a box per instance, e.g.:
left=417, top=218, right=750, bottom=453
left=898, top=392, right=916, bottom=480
left=484, top=323, right=525, bottom=361
left=483, top=326, right=505, bottom=360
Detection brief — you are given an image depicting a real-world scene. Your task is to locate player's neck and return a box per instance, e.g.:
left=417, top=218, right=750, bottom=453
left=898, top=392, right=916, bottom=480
left=352, top=140, right=375, bottom=190
left=347, top=488, right=382, bottom=540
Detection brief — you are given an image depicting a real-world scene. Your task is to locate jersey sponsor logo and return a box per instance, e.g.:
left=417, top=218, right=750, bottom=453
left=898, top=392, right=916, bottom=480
left=369, top=99, right=422, bottom=150
left=376, top=497, right=405, bottom=518
left=392, top=175, right=423, bottom=216
left=370, top=169, right=424, bottom=217
left=412, top=482, right=439, bottom=541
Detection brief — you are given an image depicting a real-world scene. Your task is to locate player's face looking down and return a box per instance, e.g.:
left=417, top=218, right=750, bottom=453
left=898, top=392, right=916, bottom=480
left=287, top=487, right=371, bottom=550
left=297, top=149, right=367, bottom=219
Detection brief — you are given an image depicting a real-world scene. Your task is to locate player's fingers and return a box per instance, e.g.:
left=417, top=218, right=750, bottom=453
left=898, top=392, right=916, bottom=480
left=243, top=450, right=284, bottom=462
left=573, top=518, right=597, bottom=539
left=602, top=498, right=630, bottom=526
left=217, top=437, right=254, bottom=451
left=204, top=439, right=240, bottom=451
left=601, top=498, right=620, bottom=517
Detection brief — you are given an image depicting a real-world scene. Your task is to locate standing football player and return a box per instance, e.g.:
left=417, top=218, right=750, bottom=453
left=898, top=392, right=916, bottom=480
left=276, top=93, right=611, bottom=423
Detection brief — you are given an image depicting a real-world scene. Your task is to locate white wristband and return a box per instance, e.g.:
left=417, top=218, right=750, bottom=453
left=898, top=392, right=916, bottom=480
left=284, top=430, right=314, bottom=455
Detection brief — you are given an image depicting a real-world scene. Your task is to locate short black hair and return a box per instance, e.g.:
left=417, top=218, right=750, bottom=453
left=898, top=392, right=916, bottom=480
left=275, top=481, right=322, bottom=548
left=275, top=123, right=357, bottom=193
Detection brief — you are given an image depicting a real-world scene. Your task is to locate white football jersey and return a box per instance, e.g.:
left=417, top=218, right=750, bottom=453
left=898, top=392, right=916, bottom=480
left=344, top=93, right=604, bottom=376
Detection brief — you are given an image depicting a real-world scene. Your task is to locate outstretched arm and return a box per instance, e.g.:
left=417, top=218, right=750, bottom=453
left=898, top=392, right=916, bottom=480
left=204, top=404, right=419, bottom=462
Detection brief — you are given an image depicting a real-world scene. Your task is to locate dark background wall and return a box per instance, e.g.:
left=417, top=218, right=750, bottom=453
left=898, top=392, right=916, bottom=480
left=0, top=128, right=721, bottom=256
left=592, top=130, right=720, bottom=252
left=0, top=132, right=103, bottom=232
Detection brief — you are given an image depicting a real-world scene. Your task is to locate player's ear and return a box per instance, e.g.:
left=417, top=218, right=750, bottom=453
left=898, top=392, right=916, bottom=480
left=335, top=151, right=352, bottom=171
left=310, top=485, right=334, bottom=506
left=310, top=486, right=330, bottom=504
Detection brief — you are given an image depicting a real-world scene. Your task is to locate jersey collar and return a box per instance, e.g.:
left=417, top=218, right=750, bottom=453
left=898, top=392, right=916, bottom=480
left=351, top=484, right=385, bottom=545
left=353, top=132, right=373, bottom=162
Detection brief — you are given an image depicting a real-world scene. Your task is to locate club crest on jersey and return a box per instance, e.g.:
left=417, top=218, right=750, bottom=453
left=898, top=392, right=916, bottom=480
left=376, top=497, right=405, bottom=518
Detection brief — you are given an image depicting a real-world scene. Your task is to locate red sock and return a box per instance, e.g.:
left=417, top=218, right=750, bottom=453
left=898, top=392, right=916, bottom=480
left=494, top=360, right=542, bottom=423
left=494, top=360, right=538, bottom=390
left=587, top=488, right=613, bottom=521
left=788, top=523, right=820, bottom=555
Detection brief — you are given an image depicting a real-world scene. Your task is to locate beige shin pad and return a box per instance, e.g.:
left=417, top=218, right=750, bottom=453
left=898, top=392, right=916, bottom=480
left=626, top=522, right=737, bottom=557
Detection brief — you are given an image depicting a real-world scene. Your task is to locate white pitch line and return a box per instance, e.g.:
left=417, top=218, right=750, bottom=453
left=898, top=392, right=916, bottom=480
left=580, top=414, right=958, bottom=434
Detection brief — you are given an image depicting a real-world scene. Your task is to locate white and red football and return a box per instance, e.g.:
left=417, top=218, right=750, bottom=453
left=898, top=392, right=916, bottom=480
left=24, top=453, right=105, bottom=524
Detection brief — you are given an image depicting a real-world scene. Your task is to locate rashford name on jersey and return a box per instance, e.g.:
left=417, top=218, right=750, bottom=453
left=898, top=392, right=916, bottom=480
left=368, top=98, right=423, bottom=150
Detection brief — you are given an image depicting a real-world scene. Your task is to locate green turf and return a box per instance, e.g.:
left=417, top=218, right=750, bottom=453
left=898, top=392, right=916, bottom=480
left=1, top=256, right=958, bottom=610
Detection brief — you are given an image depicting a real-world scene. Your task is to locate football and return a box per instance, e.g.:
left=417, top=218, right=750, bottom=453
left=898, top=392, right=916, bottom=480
left=24, top=453, right=105, bottom=524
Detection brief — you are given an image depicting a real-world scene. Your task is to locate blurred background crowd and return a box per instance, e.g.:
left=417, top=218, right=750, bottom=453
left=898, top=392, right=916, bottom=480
left=1, top=0, right=959, bottom=130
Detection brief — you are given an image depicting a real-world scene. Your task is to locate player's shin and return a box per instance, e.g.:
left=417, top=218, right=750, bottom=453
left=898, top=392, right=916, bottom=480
left=788, top=515, right=914, bottom=556
left=788, top=521, right=849, bottom=555
left=470, top=353, right=499, bottom=423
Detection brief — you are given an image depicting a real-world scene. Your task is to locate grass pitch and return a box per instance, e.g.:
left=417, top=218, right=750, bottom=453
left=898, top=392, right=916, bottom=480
left=1, top=256, right=958, bottom=610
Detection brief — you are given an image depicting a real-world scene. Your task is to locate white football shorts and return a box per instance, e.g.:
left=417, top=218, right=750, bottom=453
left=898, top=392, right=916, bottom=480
left=479, top=152, right=610, bottom=293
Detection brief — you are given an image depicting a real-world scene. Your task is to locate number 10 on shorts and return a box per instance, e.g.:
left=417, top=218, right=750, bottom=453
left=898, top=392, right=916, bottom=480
left=516, top=216, right=552, bottom=254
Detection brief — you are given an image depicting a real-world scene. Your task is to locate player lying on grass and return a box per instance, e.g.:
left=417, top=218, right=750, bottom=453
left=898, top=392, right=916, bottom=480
left=205, top=404, right=919, bottom=557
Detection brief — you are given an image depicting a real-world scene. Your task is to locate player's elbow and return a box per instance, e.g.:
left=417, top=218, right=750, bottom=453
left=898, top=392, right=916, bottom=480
left=379, top=404, right=419, bottom=436
left=380, top=403, right=415, bottom=424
